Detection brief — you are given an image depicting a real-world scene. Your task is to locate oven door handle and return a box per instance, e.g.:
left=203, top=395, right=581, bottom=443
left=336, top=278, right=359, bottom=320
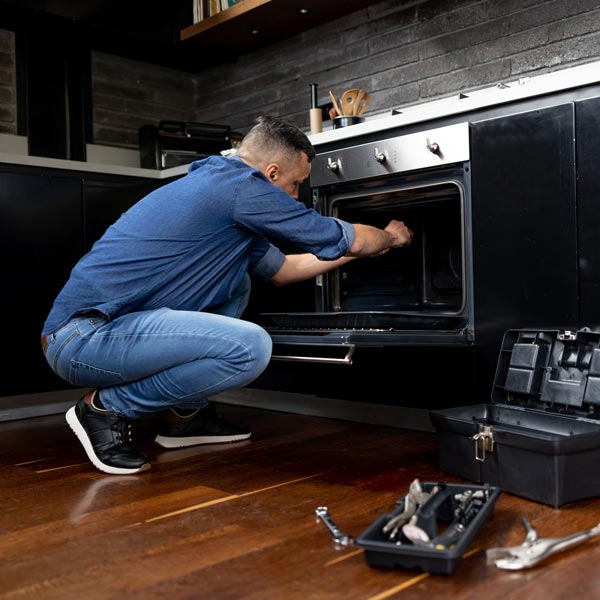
left=271, top=345, right=355, bottom=365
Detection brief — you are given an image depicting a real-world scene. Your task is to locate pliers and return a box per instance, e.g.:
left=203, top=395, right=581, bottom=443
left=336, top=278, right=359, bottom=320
left=382, top=479, right=438, bottom=540
left=486, top=516, right=600, bottom=570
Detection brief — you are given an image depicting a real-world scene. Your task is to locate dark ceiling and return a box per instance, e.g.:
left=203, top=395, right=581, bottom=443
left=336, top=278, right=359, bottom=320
left=0, top=0, right=198, bottom=71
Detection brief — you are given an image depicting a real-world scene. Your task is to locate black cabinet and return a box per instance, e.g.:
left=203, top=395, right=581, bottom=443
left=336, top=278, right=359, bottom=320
left=576, top=96, right=600, bottom=331
left=0, top=169, right=83, bottom=396
left=470, top=103, right=578, bottom=391
left=0, top=165, right=172, bottom=397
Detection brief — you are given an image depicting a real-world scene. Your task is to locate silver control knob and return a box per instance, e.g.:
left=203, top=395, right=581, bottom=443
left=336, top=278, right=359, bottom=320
left=374, top=148, right=386, bottom=163
left=426, top=138, right=440, bottom=154
left=327, top=157, right=339, bottom=172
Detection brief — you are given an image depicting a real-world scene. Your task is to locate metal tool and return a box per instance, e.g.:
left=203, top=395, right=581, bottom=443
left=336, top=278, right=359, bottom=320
left=314, top=506, right=354, bottom=546
left=383, top=491, right=418, bottom=540
left=402, top=518, right=468, bottom=549
left=401, top=488, right=485, bottom=549
left=382, top=479, right=437, bottom=540
left=401, top=514, right=431, bottom=546
left=487, top=517, right=600, bottom=570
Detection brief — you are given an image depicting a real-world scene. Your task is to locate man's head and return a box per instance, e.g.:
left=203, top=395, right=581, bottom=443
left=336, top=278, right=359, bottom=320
left=237, top=114, right=315, bottom=199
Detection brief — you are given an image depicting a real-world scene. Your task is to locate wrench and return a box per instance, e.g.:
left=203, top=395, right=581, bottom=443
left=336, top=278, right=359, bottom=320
left=315, top=506, right=354, bottom=546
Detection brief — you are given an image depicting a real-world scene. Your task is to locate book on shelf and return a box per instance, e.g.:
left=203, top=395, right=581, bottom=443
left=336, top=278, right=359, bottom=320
left=193, top=0, right=210, bottom=22
left=194, top=0, right=242, bottom=23
left=220, top=0, right=245, bottom=10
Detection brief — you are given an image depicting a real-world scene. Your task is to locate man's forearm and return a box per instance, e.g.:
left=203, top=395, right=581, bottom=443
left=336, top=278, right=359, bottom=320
left=347, top=224, right=396, bottom=256
left=271, top=253, right=356, bottom=286
left=348, top=222, right=412, bottom=256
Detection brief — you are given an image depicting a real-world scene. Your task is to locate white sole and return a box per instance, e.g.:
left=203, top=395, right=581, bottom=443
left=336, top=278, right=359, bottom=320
left=154, top=432, right=251, bottom=449
left=66, top=406, right=151, bottom=475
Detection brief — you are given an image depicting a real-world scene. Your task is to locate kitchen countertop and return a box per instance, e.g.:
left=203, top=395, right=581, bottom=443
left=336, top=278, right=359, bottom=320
left=0, top=150, right=190, bottom=179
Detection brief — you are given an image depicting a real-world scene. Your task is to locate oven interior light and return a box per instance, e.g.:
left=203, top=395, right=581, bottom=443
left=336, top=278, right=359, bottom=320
left=249, top=27, right=260, bottom=35
left=297, top=8, right=311, bottom=15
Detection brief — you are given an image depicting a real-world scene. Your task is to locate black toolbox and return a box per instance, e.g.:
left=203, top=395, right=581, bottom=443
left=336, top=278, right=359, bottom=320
left=430, top=329, right=600, bottom=508
left=356, top=481, right=501, bottom=575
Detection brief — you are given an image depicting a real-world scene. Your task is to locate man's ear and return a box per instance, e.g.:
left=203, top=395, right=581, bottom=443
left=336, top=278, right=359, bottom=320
left=264, top=163, right=280, bottom=183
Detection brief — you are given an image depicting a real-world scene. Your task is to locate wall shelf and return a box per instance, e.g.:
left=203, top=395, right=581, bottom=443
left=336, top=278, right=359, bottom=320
left=180, top=0, right=379, bottom=57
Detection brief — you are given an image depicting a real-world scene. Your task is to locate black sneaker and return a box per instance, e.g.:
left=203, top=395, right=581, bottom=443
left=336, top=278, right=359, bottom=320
left=65, top=395, right=151, bottom=475
left=155, top=403, right=251, bottom=449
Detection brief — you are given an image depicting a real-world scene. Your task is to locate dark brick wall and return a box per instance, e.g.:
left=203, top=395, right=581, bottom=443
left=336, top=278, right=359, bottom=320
left=91, top=52, right=195, bottom=148
left=3, top=0, right=600, bottom=149
left=192, top=0, right=600, bottom=134
left=0, top=29, right=15, bottom=135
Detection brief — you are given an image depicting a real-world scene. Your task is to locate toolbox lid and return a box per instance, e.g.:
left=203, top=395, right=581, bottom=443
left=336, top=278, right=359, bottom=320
left=492, top=328, right=600, bottom=416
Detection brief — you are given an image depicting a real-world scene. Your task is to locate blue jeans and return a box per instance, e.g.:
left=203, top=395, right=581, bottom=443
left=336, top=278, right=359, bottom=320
left=42, top=276, right=272, bottom=419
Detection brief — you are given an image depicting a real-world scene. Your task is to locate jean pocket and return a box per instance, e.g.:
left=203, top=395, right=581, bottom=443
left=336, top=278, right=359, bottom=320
left=69, top=359, right=126, bottom=388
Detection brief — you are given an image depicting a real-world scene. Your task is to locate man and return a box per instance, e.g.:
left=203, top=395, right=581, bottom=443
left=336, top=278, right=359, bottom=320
left=41, top=114, right=413, bottom=476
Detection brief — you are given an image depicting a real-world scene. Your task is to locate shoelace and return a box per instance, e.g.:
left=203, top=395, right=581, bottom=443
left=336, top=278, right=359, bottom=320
left=112, top=419, right=134, bottom=447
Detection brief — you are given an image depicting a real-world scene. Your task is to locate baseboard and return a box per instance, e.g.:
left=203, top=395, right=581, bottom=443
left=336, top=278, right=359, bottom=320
left=214, top=388, right=434, bottom=432
left=0, top=387, right=434, bottom=432
left=0, top=389, right=87, bottom=422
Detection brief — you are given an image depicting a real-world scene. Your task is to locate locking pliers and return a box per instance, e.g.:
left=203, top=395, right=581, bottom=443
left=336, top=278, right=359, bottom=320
left=382, top=479, right=437, bottom=540
left=486, top=516, right=600, bottom=570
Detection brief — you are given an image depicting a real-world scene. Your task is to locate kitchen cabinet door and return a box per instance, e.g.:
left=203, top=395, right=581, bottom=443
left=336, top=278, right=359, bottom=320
left=0, top=170, right=176, bottom=398
left=576, top=96, right=600, bottom=331
left=470, top=103, right=578, bottom=391
left=0, top=170, right=83, bottom=396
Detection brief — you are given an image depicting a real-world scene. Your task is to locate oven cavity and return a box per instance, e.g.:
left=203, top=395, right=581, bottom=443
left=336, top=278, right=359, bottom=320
left=329, top=181, right=464, bottom=316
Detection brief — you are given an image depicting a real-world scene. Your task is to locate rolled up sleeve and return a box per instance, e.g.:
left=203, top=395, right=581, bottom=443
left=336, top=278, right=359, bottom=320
left=325, top=218, right=355, bottom=259
left=250, top=243, right=286, bottom=281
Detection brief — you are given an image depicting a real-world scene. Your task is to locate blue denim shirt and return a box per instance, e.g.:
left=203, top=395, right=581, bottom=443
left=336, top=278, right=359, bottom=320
left=42, top=155, right=355, bottom=335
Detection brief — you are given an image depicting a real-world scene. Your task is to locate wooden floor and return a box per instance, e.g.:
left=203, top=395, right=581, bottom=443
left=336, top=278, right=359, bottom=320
left=2, top=402, right=600, bottom=599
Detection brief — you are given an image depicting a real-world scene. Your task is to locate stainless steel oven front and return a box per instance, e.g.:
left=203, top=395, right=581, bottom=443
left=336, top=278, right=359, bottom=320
left=253, top=122, right=473, bottom=364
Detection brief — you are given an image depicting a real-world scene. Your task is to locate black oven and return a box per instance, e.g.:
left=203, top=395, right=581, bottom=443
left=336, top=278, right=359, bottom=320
left=252, top=122, right=474, bottom=364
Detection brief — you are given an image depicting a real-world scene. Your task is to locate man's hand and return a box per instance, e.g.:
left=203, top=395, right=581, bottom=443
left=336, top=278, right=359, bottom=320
left=349, top=220, right=414, bottom=257
left=385, top=219, right=413, bottom=248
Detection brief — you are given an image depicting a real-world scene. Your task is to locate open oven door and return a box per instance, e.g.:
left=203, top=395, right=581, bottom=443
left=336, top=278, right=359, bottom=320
left=251, top=225, right=474, bottom=364
left=262, top=318, right=474, bottom=365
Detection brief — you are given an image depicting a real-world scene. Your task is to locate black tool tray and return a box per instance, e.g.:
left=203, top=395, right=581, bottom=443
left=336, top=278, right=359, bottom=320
left=355, top=481, right=501, bottom=575
left=430, top=329, right=600, bottom=508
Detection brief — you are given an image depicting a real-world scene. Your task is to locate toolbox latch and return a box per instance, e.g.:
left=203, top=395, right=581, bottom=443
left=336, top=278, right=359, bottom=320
left=558, top=330, right=577, bottom=341
left=472, top=425, right=494, bottom=462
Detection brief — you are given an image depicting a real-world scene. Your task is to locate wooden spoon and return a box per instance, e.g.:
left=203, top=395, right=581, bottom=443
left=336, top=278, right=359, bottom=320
left=328, top=90, right=343, bottom=118
left=355, top=91, right=371, bottom=116
left=353, top=89, right=366, bottom=116
left=341, top=89, right=361, bottom=116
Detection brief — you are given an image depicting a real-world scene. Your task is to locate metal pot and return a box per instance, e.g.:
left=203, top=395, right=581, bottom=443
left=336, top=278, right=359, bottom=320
left=333, top=116, right=365, bottom=129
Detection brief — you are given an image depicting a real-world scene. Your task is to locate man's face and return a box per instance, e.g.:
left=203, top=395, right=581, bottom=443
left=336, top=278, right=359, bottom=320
left=272, top=152, right=311, bottom=199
